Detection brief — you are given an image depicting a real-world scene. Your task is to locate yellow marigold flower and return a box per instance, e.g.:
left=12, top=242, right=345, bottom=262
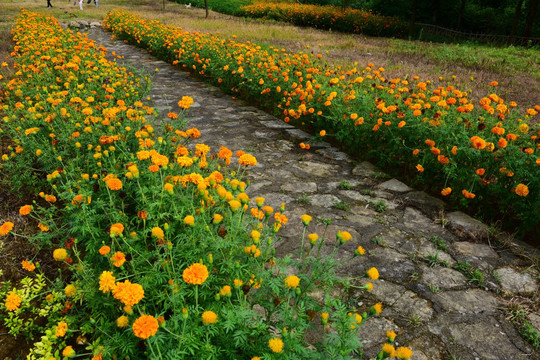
left=255, top=197, right=265, bottom=207
left=365, top=282, right=373, bottom=291
left=515, top=183, right=529, bottom=197
left=110, top=251, right=126, bottom=267
left=301, top=214, right=312, bottom=226
left=284, top=275, right=300, bottom=289
left=164, top=183, right=174, bottom=195
left=350, top=313, right=362, bottom=329
left=62, top=345, right=75, bottom=358
left=56, top=321, right=68, bottom=337
left=99, top=245, right=111, bottom=255
left=53, top=248, right=68, bottom=261
left=99, top=271, right=116, bottom=293
left=64, top=284, right=76, bottom=297
left=106, top=178, right=122, bottom=191
left=382, top=343, right=395, bottom=356
left=268, top=338, right=284, bottom=353
left=137, top=150, right=150, bottom=160
left=251, top=358, right=261, bottom=360
left=229, top=200, right=242, bottom=211
left=234, top=279, right=244, bottom=288
left=19, top=205, right=32, bottom=215
left=132, top=314, right=159, bottom=339
left=112, top=280, right=144, bottom=307
left=213, top=214, right=223, bottom=224
left=5, top=291, right=22, bottom=311
left=372, top=302, right=383, bottom=314
left=183, top=263, right=209, bottom=285
left=367, top=267, right=379, bottom=280
left=239, top=154, right=257, bottom=167
left=110, top=223, right=124, bottom=237
left=337, top=230, right=352, bottom=243
left=220, top=285, right=231, bottom=297
left=355, top=246, right=366, bottom=256
left=151, top=227, right=164, bottom=240
left=308, top=233, right=318, bottom=245
left=21, top=260, right=35, bottom=272
left=395, top=347, right=413, bottom=359
left=116, top=315, right=129, bottom=328
left=0, top=221, right=14, bottom=236
left=386, top=330, right=396, bottom=342
left=202, top=310, right=218, bottom=325
left=184, top=215, right=195, bottom=226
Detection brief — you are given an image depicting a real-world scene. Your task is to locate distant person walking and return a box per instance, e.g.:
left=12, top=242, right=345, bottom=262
left=86, top=0, right=98, bottom=6
left=78, top=0, right=83, bottom=9
left=47, top=0, right=52, bottom=7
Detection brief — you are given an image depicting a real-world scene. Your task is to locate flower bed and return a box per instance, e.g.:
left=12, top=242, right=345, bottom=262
left=238, top=2, right=406, bottom=38
left=102, top=9, right=539, bottom=239
left=0, top=10, right=396, bottom=360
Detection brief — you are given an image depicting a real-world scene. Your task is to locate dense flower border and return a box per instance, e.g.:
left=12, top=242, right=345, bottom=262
left=0, top=10, right=395, bottom=360
left=102, top=9, right=539, bottom=238
left=238, top=2, right=406, bottom=38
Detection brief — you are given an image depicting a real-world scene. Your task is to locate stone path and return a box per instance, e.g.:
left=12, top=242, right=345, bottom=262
left=84, top=26, right=540, bottom=360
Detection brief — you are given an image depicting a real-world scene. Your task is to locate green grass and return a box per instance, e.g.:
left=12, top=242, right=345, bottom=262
left=424, top=252, right=449, bottom=267
left=429, top=236, right=448, bottom=251
left=454, top=260, right=485, bottom=287
left=387, top=39, right=540, bottom=79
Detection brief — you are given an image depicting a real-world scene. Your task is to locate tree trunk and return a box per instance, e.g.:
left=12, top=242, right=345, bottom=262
left=204, top=0, right=209, bottom=18
left=523, top=0, right=539, bottom=39
left=409, top=0, right=418, bottom=38
left=457, top=0, right=467, bottom=30
left=510, top=0, right=524, bottom=44
left=432, top=0, right=439, bottom=24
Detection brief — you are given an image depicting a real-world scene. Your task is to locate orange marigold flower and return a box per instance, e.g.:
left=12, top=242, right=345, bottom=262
left=132, top=314, right=159, bottom=339
left=110, top=251, right=126, bottom=267
left=470, top=136, right=486, bottom=150
left=110, top=223, right=124, bottom=236
left=183, top=263, right=209, bottom=285
left=178, top=96, right=194, bottom=110
left=239, top=154, right=257, bottom=167
left=395, top=347, right=413, bottom=359
left=476, top=168, right=485, bottom=176
left=21, top=260, right=35, bottom=272
left=19, top=205, right=32, bottom=215
left=99, top=245, right=111, bottom=255
left=462, top=189, right=476, bottom=199
left=56, top=321, right=68, bottom=337
left=202, top=310, right=218, bottom=325
left=106, top=178, right=122, bottom=191
left=5, top=291, right=22, bottom=311
left=0, top=221, right=14, bottom=236
left=99, top=271, right=116, bottom=293
left=441, top=187, right=452, bottom=196
left=498, top=138, right=507, bottom=148
left=515, top=184, right=529, bottom=197
left=113, top=280, right=144, bottom=306
left=416, top=164, right=424, bottom=172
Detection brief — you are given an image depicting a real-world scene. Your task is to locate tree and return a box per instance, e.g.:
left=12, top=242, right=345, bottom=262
left=457, top=0, right=467, bottom=30
left=509, top=0, right=524, bottom=43
left=409, top=0, right=419, bottom=38
left=204, top=0, right=209, bottom=18
left=523, top=0, right=539, bottom=39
